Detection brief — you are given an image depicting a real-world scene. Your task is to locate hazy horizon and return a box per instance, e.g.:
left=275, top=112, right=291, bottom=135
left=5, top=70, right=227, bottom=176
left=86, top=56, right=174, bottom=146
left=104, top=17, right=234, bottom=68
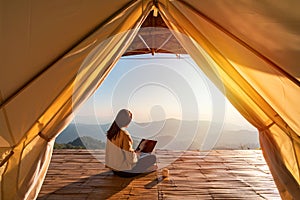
left=72, top=116, right=257, bottom=131
left=56, top=118, right=259, bottom=151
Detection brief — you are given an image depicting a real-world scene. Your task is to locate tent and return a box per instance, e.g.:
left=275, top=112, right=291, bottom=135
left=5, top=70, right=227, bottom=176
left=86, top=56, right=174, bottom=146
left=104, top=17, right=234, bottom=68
left=0, top=0, right=299, bottom=199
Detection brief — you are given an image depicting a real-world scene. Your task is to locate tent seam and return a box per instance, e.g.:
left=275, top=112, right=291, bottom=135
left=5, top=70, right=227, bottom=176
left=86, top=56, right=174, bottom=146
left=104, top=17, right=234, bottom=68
left=258, top=122, right=275, bottom=132
left=38, top=132, right=51, bottom=142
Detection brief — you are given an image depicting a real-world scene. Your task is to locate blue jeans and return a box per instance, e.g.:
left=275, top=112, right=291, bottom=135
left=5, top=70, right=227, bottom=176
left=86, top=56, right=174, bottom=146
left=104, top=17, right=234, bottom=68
left=113, top=154, right=156, bottom=178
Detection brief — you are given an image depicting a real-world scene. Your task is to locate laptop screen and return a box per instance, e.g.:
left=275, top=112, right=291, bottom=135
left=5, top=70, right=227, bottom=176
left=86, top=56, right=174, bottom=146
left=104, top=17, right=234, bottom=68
left=136, top=139, right=157, bottom=153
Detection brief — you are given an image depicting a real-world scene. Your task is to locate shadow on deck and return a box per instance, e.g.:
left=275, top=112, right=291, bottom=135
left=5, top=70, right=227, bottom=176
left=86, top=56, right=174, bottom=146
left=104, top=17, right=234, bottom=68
left=38, top=149, right=280, bottom=199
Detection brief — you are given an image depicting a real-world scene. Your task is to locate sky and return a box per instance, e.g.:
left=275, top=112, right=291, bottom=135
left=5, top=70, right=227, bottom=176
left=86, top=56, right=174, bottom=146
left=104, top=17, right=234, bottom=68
left=73, top=53, right=256, bottom=131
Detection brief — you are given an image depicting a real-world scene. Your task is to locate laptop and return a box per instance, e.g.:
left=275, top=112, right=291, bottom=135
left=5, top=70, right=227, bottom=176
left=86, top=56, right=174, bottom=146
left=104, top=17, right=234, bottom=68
left=135, top=139, right=157, bottom=153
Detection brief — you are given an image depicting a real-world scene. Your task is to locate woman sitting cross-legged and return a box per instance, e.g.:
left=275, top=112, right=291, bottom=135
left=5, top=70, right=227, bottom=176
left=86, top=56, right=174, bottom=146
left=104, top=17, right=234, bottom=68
left=105, top=109, right=157, bottom=178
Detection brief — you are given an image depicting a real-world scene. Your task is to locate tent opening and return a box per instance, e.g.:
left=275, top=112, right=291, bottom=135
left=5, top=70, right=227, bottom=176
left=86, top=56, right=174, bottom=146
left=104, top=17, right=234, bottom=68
left=56, top=53, right=259, bottom=154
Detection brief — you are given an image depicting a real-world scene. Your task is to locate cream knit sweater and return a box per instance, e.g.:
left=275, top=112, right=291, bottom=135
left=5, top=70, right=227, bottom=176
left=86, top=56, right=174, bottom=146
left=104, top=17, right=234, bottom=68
left=105, top=129, right=138, bottom=171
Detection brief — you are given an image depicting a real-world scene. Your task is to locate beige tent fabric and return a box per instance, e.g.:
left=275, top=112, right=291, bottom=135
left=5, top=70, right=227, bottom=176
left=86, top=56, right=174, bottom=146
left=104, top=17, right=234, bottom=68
left=158, top=0, right=300, bottom=199
left=0, top=1, right=152, bottom=199
left=1, top=0, right=300, bottom=199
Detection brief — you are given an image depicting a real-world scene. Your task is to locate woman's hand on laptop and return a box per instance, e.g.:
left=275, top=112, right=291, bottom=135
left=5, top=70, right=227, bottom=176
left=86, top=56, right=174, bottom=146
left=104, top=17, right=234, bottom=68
left=135, top=149, right=141, bottom=153
left=135, top=150, right=141, bottom=158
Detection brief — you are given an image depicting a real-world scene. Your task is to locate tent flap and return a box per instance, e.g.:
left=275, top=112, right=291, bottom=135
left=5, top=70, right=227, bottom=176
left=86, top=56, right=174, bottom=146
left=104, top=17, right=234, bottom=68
left=158, top=0, right=300, bottom=199
left=0, top=0, right=153, bottom=199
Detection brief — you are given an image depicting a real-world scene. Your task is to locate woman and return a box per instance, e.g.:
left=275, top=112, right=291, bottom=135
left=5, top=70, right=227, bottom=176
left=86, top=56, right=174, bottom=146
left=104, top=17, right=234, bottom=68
left=105, top=109, right=157, bottom=177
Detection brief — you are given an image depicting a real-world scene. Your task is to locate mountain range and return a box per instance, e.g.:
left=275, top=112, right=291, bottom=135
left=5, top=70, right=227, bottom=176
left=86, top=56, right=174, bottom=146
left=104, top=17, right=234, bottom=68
left=55, top=119, right=259, bottom=150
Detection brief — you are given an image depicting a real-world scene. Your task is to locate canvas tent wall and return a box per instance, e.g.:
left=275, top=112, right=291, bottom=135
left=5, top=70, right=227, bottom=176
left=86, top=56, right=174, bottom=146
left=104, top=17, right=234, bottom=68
left=0, top=0, right=299, bottom=199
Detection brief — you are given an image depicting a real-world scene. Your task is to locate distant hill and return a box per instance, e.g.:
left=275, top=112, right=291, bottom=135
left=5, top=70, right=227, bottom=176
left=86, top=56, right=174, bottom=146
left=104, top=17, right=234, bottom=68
left=55, top=123, right=109, bottom=144
left=55, top=119, right=259, bottom=150
left=54, top=136, right=106, bottom=149
left=69, top=136, right=106, bottom=149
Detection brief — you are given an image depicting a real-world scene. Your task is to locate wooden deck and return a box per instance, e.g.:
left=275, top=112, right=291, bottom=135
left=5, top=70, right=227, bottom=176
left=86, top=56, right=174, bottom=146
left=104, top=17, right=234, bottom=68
left=38, top=149, right=280, bottom=199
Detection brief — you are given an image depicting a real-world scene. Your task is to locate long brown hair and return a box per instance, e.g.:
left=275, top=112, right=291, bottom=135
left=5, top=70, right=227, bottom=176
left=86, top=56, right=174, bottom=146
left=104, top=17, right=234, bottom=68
left=107, top=109, right=132, bottom=141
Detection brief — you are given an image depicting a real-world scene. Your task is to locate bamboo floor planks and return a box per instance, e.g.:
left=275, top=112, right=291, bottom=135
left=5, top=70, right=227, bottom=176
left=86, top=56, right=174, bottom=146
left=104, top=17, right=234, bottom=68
left=37, top=149, right=280, bottom=200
